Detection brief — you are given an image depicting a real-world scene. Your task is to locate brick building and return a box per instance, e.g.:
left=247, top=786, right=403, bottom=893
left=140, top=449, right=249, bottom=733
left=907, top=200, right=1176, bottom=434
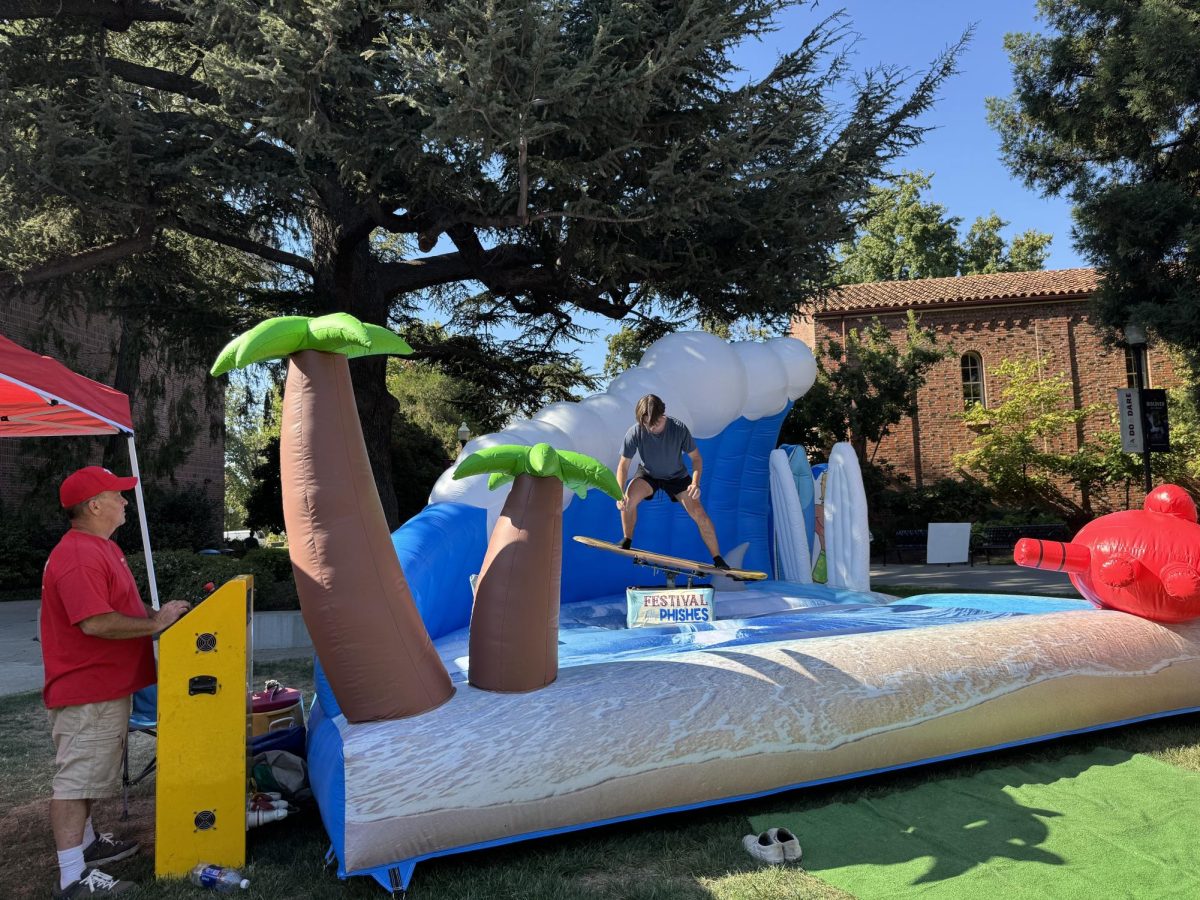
left=0, top=291, right=224, bottom=541
left=791, top=267, right=1180, bottom=508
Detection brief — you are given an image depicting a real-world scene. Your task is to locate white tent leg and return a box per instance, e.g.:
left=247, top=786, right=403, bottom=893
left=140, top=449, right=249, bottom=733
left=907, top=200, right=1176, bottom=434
left=127, top=435, right=160, bottom=609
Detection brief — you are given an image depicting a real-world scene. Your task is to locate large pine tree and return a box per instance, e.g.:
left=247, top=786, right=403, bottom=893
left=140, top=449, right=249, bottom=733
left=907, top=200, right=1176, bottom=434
left=0, top=1, right=961, bottom=524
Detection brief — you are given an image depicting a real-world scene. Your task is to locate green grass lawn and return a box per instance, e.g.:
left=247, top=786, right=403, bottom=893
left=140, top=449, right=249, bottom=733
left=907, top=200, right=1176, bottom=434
left=6, top=658, right=1200, bottom=898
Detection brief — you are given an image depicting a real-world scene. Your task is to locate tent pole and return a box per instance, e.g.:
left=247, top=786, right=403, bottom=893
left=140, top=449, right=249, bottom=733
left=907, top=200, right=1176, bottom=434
left=126, top=435, right=160, bottom=609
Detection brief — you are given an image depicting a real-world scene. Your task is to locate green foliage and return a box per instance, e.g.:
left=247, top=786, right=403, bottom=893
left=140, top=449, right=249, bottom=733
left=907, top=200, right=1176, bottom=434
left=224, top=371, right=282, bottom=531
left=954, top=359, right=1103, bottom=518
left=118, top=484, right=223, bottom=556
left=836, top=171, right=1052, bottom=284
left=960, top=212, right=1053, bottom=275
left=780, top=312, right=949, bottom=458
left=454, top=443, right=622, bottom=500
left=871, top=473, right=1001, bottom=534
left=988, top=0, right=1200, bottom=364
left=404, top=322, right=597, bottom=433
left=127, top=548, right=299, bottom=612
left=0, top=500, right=59, bottom=593
left=0, top=2, right=966, bottom=528
left=244, top=437, right=285, bottom=536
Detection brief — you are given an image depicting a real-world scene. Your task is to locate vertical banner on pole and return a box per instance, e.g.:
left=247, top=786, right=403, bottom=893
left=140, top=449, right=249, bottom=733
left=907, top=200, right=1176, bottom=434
left=1142, top=389, right=1171, bottom=452
left=1117, top=389, right=1143, bottom=453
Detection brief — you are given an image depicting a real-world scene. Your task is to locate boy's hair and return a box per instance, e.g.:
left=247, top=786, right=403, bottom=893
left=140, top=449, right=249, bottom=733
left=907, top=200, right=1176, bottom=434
left=635, top=394, right=666, bottom=426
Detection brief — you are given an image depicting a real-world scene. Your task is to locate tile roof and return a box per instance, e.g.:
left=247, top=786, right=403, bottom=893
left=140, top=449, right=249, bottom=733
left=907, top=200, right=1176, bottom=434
left=815, top=267, right=1099, bottom=314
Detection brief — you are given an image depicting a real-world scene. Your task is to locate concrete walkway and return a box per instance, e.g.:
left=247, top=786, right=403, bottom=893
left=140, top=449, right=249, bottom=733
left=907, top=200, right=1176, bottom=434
left=0, top=600, right=316, bottom=698
left=0, top=599, right=43, bottom=697
left=869, top=562, right=1078, bottom=596
left=0, top=563, right=1080, bottom=698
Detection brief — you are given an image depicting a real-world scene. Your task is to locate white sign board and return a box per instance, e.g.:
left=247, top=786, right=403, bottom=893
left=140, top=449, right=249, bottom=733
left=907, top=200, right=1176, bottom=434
left=626, top=587, right=715, bottom=628
left=1117, top=388, right=1143, bottom=452
left=926, top=523, right=973, bottom=565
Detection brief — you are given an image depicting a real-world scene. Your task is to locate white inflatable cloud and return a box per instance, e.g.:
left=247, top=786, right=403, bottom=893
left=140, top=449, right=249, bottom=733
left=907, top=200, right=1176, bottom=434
left=429, top=333, right=818, bottom=514
left=733, top=342, right=789, bottom=420
left=639, top=332, right=746, bottom=438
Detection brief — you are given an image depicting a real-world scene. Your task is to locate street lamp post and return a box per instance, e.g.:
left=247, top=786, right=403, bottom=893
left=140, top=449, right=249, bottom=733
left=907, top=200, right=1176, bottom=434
left=1124, top=323, right=1153, bottom=494
left=457, top=421, right=471, bottom=452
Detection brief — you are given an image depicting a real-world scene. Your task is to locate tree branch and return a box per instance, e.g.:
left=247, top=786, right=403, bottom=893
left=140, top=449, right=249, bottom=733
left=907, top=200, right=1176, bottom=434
left=378, top=243, right=543, bottom=297
left=167, top=218, right=315, bottom=275
left=0, top=1, right=187, bottom=28
left=105, top=57, right=219, bottom=105
left=0, top=225, right=155, bottom=289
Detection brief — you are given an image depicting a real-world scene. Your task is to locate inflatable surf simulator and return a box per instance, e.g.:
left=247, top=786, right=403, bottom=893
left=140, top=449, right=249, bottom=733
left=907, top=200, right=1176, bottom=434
left=212, top=320, right=1200, bottom=894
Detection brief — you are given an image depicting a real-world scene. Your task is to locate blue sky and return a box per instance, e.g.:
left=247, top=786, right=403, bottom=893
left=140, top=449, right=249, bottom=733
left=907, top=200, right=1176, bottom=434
left=446, top=2, right=1084, bottom=382
left=749, top=1, right=1081, bottom=270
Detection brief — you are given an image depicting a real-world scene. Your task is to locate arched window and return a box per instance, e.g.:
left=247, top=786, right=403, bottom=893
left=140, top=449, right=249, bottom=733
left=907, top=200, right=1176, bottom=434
left=961, top=352, right=986, bottom=409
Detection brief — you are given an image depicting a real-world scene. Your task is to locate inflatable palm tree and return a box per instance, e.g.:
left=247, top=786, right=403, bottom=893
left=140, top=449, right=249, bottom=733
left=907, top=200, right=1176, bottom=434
left=212, top=314, right=453, bottom=721
left=454, top=443, right=621, bottom=692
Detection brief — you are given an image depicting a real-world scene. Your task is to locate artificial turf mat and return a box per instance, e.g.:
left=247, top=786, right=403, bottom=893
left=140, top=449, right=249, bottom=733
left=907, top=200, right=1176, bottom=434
left=750, top=746, right=1200, bottom=899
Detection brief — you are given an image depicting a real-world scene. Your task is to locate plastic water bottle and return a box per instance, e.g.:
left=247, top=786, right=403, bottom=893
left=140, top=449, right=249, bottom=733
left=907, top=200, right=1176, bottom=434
left=187, top=863, right=249, bottom=892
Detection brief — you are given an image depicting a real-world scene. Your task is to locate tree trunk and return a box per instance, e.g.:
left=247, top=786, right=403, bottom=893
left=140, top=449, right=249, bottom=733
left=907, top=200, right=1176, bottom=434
left=103, top=314, right=144, bottom=472
left=468, top=474, right=563, bottom=692
left=308, top=208, right=402, bottom=528
left=281, top=349, right=453, bottom=721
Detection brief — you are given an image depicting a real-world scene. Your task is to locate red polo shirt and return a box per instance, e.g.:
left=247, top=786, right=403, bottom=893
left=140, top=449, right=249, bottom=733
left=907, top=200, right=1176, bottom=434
left=40, top=529, right=157, bottom=708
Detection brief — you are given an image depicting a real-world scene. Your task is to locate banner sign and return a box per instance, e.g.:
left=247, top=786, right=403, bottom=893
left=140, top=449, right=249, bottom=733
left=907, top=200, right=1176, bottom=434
left=627, top=586, right=715, bottom=628
left=1143, top=389, right=1171, bottom=452
left=1117, top=388, right=1170, bottom=453
left=1117, top=388, right=1142, bottom=452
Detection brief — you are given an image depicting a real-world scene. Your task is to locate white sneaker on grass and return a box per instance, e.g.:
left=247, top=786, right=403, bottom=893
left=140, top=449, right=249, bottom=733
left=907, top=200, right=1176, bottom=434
left=767, top=827, right=802, bottom=862
left=742, top=831, right=785, bottom=864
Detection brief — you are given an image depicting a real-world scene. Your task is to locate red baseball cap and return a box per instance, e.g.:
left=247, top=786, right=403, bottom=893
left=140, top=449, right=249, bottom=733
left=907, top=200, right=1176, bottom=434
left=60, top=466, right=139, bottom=508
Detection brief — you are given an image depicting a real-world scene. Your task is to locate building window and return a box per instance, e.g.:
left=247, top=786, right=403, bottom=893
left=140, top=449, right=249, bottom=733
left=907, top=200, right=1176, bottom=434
left=961, top=352, right=986, bottom=409
left=1124, top=346, right=1151, bottom=388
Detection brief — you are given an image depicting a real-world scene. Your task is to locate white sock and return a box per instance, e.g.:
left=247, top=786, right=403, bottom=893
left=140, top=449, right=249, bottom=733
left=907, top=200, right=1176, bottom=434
left=82, top=816, right=96, bottom=848
left=57, top=845, right=85, bottom=889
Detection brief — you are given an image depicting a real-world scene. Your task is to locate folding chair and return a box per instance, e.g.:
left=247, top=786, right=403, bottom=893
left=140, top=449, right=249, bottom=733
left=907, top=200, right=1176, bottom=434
left=121, top=684, right=157, bottom=820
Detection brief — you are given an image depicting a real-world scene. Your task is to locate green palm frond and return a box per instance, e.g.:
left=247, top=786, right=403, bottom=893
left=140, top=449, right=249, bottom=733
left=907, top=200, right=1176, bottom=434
left=211, top=312, right=412, bottom=376
left=453, top=443, right=621, bottom=500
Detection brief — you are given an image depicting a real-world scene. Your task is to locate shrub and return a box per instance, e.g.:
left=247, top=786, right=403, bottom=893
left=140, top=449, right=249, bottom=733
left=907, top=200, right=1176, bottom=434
left=124, top=484, right=223, bottom=552
left=0, top=500, right=61, bottom=594
left=127, top=549, right=299, bottom=612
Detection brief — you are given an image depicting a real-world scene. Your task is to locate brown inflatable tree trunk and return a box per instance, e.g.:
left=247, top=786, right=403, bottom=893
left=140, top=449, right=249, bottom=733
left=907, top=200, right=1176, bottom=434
left=468, top=473, right=563, bottom=692
left=281, top=350, right=453, bottom=721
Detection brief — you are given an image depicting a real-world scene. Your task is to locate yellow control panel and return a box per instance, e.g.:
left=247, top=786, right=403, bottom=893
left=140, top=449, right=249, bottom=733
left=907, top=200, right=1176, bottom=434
left=154, top=576, right=252, bottom=877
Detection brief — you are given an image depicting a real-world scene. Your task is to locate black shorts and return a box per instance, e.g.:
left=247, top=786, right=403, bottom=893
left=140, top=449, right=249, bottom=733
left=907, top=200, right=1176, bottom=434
left=631, top=466, right=691, bottom=502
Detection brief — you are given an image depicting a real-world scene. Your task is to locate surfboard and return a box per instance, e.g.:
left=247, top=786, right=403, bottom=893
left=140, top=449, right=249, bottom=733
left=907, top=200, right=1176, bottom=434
left=573, top=536, right=768, bottom=587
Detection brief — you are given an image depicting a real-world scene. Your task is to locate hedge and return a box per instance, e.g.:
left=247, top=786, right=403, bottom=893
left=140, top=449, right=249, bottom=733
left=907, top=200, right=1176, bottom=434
left=127, top=548, right=299, bottom=612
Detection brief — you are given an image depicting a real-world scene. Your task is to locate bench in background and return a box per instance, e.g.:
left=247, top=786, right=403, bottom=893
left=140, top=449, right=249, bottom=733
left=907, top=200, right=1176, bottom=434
left=973, top=523, right=1072, bottom=564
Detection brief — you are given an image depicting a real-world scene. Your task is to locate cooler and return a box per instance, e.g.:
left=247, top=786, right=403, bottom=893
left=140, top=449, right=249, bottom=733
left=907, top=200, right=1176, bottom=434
left=250, top=681, right=304, bottom=737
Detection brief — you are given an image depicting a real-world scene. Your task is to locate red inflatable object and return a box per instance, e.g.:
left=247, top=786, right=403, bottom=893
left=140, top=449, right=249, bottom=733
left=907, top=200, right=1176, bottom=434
left=1014, top=484, right=1200, bottom=622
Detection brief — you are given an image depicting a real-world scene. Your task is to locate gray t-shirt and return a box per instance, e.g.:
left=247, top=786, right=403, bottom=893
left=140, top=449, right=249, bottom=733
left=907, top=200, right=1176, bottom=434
left=621, top=416, right=696, bottom=480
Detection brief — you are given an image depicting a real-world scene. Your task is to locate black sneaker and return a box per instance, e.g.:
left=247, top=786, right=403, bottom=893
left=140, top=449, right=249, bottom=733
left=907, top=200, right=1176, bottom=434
left=83, top=833, right=139, bottom=867
left=712, top=555, right=731, bottom=570
left=54, top=868, right=137, bottom=897
left=619, top=538, right=632, bottom=550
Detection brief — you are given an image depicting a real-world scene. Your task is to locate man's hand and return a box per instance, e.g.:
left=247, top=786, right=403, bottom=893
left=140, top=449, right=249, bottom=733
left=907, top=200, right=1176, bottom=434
left=686, top=482, right=701, bottom=501
left=616, top=496, right=627, bottom=511
left=152, top=600, right=190, bottom=633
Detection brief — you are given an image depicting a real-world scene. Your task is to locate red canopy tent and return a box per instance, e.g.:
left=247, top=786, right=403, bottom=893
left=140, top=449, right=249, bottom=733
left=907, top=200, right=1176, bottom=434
left=0, top=333, right=161, bottom=605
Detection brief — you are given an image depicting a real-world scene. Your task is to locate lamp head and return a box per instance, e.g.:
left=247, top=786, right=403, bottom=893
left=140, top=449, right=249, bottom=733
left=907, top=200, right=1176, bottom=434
left=1124, top=322, right=1147, bottom=346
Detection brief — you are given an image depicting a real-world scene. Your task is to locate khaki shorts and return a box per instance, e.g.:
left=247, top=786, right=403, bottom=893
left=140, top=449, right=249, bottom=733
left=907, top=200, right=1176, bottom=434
left=47, top=696, right=132, bottom=800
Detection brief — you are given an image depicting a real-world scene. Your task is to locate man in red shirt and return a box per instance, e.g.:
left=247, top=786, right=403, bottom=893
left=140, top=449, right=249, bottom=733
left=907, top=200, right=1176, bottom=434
left=41, top=466, right=190, bottom=897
